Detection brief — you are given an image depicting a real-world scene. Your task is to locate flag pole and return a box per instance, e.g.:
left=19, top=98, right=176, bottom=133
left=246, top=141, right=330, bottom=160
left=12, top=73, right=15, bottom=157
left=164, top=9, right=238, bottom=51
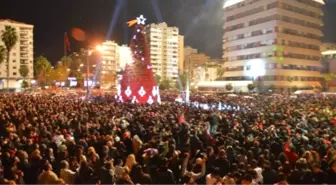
left=64, top=32, right=67, bottom=56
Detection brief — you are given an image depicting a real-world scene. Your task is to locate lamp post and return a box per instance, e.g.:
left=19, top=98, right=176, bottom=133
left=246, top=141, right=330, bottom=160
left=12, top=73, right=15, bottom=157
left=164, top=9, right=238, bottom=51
left=86, top=51, right=90, bottom=97
left=82, top=45, right=105, bottom=98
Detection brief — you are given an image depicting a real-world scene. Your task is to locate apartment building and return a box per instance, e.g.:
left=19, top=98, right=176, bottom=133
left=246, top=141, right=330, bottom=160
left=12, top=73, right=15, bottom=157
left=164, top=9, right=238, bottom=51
left=223, top=0, right=324, bottom=91
left=178, top=35, right=184, bottom=73
left=100, top=40, right=119, bottom=75
left=0, top=19, right=34, bottom=89
left=144, top=23, right=183, bottom=80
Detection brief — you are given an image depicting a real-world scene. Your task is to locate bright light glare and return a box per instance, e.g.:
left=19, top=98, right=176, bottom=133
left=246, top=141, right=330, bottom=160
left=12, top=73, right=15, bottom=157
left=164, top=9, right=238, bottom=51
left=119, top=46, right=133, bottom=69
left=96, top=45, right=106, bottom=52
left=244, top=59, right=266, bottom=78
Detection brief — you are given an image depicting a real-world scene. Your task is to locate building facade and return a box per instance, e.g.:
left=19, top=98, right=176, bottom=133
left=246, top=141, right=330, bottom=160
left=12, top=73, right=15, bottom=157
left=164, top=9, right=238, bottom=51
left=184, top=46, right=198, bottom=58
left=178, top=36, right=184, bottom=73
left=100, top=40, right=119, bottom=75
left=144, top=23, right=182, bottom=80
left=192, top=66, right=218, bottom=84
left=185, top=52, right=211, bottom=71
left=0, top=19, right=34, bottom=89
left=222, top=0, right=324, bottom=91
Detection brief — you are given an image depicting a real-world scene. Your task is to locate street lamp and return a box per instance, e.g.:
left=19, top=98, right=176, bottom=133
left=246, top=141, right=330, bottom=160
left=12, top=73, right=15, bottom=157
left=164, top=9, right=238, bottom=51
left=83, top=45, right=105, bottom=98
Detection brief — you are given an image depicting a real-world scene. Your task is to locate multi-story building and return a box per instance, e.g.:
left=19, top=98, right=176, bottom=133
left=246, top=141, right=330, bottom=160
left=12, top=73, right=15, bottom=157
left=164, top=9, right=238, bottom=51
left=185, top=52, right=211, bottom=70
left=222, top=0, right=324, bottom=91
left=178, top=36, right=184, bottom=73
left=100, top=40, right=119, bottom=75
left=183, top=46, right=212, bottom=83
left=144, top=23, right=182, bottom=80
left=192, top=66, right=218, bottom=84
left=0, top=19, right=34, bottom=89
left=184, top=46, right=198, bottom=58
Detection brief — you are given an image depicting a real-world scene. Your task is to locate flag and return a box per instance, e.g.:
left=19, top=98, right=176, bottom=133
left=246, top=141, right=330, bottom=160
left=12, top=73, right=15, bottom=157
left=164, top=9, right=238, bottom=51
left=64, top=32, right=71, bottom=52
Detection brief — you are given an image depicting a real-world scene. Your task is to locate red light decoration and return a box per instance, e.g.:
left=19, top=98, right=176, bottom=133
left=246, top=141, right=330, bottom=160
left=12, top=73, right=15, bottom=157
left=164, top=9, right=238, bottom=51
left=119, top=16, right=160, bottom=104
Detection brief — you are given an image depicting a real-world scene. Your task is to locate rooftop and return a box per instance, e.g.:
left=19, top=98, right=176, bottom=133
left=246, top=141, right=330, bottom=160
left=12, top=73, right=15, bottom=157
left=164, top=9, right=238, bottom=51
left=0, top=19, right=33, bottom=27
left=223, top=0, right=325, bottom=8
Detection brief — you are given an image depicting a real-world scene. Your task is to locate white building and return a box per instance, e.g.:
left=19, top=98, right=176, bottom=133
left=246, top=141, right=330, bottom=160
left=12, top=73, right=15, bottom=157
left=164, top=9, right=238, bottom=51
left=192, top=67, right=218, bottom=83
left=0, top=19, right=34, bottom=89
left=100, top=40, right=119, bottom=75
left=144, top=23, right=183, bottom=80
left=223, top=0, right=324, bottom=92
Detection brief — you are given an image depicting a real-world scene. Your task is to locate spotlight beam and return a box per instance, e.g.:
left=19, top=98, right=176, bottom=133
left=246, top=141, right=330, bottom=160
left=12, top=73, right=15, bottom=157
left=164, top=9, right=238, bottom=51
left=151, top=0, right=164, bottom=22
left=106, top=0, right=126, bottom=40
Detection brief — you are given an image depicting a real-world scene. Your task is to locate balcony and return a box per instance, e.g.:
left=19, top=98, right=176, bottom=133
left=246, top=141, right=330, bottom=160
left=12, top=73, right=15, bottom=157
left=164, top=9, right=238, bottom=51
left=20, top=59, right=28, bottom=64
left=20, top=54, right=29, bottom=59
left=20, top=48, right=28, bottom=53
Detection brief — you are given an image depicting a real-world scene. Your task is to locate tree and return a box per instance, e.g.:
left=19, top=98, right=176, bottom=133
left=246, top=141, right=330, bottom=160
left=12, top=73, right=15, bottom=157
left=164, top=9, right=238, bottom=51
left=35, top=56, right=52, bottom=86
left=0, top=45, right=6, bottom=65
left=322, top=73, right=336, bottom=81
left=322, top=73, right=336, bottom=91
left=60, top=56, right=73, bottom=68
left=1, top=26, right=18, bottom=89
left=119, top=19, right=159, bottom=104
left=217, top=66, right=225, bottom=79
left=225, top=83, right=233, bottom=91
left=155, top=74, right=161, bottom=84
left=160, top=79, right=171, bottom=90
left=101, top=72, right=116, bottom=86
left=54, top=63, right=69, bottom=83
left=247, top=83, right=255, bottom=91
left=19, top=65, right=29, bottom=89
left=21, top=80, right=28, bottom=89
left=19, top=65, right=29, bottom=79
left=69, top=58, right=81, bottom=75
left=269, top=84, right=276, bottom=91
left=74, top=72, right=83, bottom=88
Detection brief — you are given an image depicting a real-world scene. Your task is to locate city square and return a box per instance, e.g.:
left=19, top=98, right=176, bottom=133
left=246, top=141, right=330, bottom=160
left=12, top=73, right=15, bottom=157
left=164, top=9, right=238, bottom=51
left=0, top=0, right=336, bottom=184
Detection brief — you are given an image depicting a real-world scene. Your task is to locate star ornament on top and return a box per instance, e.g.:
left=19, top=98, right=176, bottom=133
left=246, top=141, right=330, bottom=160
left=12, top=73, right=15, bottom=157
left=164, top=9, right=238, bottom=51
left=137, top=15, right=146, bottom=25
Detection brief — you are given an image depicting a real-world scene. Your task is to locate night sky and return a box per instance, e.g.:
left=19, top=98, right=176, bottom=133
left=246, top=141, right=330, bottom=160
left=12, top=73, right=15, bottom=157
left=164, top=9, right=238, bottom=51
left=1, top=0, right=336, bottom=64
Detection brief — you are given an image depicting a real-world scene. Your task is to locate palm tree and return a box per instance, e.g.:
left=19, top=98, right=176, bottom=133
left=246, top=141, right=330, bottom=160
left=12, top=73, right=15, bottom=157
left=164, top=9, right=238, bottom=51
left=0, top=46, right=5, bottom=88
left=0, top=46, right=5, bottom=65
left=19, top=65, right=29, bottom=79
left=1, top=26, right=18, bottom=89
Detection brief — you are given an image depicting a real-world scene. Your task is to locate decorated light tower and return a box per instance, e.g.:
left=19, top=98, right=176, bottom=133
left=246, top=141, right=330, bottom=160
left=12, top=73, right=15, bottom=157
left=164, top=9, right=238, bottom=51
left=118, top=15, right=160, bottom=104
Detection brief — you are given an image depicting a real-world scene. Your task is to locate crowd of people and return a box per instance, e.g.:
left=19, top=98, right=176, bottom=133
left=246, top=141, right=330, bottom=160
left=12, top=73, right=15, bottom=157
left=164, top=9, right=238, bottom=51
left=0, top=91, right=336, bottom=184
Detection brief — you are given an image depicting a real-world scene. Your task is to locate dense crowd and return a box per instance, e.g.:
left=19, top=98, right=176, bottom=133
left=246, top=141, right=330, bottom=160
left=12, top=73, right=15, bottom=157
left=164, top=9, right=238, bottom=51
left=0, top=92, right=336, bottom=184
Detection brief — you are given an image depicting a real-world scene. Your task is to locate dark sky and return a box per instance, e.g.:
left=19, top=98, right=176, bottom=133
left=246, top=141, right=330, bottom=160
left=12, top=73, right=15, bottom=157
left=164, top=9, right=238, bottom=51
left=1, top=0, right=336, bottom=64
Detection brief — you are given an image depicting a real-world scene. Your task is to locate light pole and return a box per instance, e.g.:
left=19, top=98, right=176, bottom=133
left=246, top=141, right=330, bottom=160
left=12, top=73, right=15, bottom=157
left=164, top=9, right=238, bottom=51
left=86, top=51, right=90, bottom=98
left=82, top=45, right=105, bottom=98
